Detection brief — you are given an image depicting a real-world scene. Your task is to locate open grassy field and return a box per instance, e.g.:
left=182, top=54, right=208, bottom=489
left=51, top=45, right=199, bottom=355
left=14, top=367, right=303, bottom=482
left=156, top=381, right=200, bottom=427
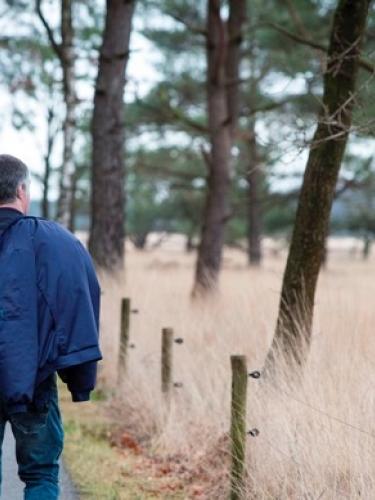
left=90, top=238, right=375, bottom=499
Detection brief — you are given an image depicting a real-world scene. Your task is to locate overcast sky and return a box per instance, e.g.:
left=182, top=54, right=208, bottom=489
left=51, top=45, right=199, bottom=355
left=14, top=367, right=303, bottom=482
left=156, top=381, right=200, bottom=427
left=0, top=12, right=160, bottom=202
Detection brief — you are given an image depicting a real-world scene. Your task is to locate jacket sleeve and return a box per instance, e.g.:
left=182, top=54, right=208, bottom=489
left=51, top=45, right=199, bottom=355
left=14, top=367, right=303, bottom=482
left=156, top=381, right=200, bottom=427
left=54, top=239, right=102, bottom=402
left=56, top=237, right=102, bottom=365
left=35, top=221, right=103, bottom=399
left=0, top=247, right=39, bottom=414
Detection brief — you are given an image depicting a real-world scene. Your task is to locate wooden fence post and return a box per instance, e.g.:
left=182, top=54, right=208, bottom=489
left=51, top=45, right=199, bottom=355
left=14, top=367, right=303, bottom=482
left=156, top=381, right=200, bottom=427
left=118, top=297, right=131, bottom=384
left=161, top=328, right=174, bottom=400
left=230, top=355, right=248, bottom=500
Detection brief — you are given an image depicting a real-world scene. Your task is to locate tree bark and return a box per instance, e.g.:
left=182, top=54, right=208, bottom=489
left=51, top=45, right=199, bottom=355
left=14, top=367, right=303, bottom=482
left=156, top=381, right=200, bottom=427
left=88, top=0, right=136, bottom=271
left=130, top=233, right=148, bottom=250
left=186, top=233, right=195, bottom=253
left=193, top=0, right=245, bottom=294
left=41, top=104, right=56, bottom=219
left=68, top=169, right=77, bottom=232
left=41, top=159, right=50, bottom=219
left=247, top=118, right=262, bottom=266
left=36, top=0, right=77, bottom=227
left=363, top=234, right=371, bottom=259
left=265, top=0, right=372, bottom=369
left=226, top=0, right=246, bottom=140
left=56, top=0, right=76, bottom=227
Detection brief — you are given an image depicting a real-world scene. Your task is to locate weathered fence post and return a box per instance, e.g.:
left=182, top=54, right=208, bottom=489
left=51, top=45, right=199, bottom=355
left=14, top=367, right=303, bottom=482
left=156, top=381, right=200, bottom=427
left=230, top=355, right=248, bottom=500
left=161, top=327, right=174, bottom=400
left=118, top=297, right=131, bottom=384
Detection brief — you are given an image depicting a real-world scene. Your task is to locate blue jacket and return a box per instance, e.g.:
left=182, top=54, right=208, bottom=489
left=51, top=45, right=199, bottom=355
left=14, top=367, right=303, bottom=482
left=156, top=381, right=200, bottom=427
left=0, top=209, right=103, bottom=414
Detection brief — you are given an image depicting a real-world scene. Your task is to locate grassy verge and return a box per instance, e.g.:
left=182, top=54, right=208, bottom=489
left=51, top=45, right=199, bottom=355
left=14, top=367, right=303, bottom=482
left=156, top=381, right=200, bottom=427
left=59, top=382, right=186, bottom=499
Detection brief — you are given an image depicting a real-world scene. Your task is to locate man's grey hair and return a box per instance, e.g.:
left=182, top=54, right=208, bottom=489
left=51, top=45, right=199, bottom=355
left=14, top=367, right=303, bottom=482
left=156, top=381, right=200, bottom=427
left=0, top=155, right=29, bottom=204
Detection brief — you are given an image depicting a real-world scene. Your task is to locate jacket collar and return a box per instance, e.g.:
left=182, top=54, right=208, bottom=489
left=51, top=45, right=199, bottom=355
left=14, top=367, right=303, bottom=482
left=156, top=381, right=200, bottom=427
left=0, top=207, right=24, bottom=215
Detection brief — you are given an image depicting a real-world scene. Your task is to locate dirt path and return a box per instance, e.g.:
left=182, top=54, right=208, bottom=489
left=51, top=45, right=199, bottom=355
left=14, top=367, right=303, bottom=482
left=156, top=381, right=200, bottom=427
left=2, top=423, right=78, bottom=499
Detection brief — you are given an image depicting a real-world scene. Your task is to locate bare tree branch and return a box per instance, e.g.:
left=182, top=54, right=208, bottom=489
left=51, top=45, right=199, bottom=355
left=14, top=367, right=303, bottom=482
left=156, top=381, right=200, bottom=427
left=165, top=10, right=207, bottom=37
left=334, top=177, right=366, bottom=199
left=135, top=97, right=208, bottom=135
left=166, top=105, right=208, bottom=134
left=133, top=162, right=204, bottom=182
left=280, top=0, right=312, bottom=39
left=268, top=23, right=375, bottom=74
left=35, top=0, right=63, bottom=62
left=199, top=143, right=212, bottom=172
left=244, top=97, right=293, bottom=116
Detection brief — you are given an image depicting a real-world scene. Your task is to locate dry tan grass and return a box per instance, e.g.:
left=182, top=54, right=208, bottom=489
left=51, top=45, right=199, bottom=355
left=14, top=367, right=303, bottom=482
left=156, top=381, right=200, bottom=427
left=96, top=242, right=375, bottom=499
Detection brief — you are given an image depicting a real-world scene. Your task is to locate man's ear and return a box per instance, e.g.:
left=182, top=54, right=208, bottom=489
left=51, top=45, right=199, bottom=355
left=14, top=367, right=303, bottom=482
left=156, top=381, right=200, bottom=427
left=16, top=183, right=26, bottom=201
left=16, top=184, right=23, bottom=200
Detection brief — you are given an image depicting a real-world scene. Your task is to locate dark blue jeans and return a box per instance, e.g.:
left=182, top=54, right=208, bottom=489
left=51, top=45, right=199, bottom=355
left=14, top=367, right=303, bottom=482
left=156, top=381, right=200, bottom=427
left=0, top=372, right=64, bottom=499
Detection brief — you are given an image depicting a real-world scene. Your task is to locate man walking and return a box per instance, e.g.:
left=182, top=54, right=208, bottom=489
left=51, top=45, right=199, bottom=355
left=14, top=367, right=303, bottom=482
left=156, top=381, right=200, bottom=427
left=0, top=154, right=103, bottom=499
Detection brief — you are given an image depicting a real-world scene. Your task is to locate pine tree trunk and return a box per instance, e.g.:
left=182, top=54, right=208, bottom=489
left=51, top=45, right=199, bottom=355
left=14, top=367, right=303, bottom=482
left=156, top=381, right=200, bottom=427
left=363, top=234, right=371, bottom=259
left=56, top=0, right=76, bottom=227
left=193, top=0, right=245, bottom=294
left=41, top=105, right=55, bottom=219
left=247, top=118, right=262, bottom=266
left=41, top=163, right=50, bottom=219
left=88, top=0, right=136, bottom=271
left=36, top=0, right=76, bottom=226
left=226, top=0, right=246, bottom=140
left=186, top=233, right=194, bottom=253
left=68, top=170, right=77, bottom=232
left=265, top=0, right=372, bottom=368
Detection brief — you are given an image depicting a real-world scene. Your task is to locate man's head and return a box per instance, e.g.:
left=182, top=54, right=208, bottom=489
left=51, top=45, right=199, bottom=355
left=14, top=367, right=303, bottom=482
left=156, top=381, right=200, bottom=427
left=0, top=155, right=30, bottom=214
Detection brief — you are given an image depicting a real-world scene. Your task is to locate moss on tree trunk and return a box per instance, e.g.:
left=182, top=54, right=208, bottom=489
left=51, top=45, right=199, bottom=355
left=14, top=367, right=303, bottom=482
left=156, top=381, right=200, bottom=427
left=265, top=0, right=372, bottom=368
